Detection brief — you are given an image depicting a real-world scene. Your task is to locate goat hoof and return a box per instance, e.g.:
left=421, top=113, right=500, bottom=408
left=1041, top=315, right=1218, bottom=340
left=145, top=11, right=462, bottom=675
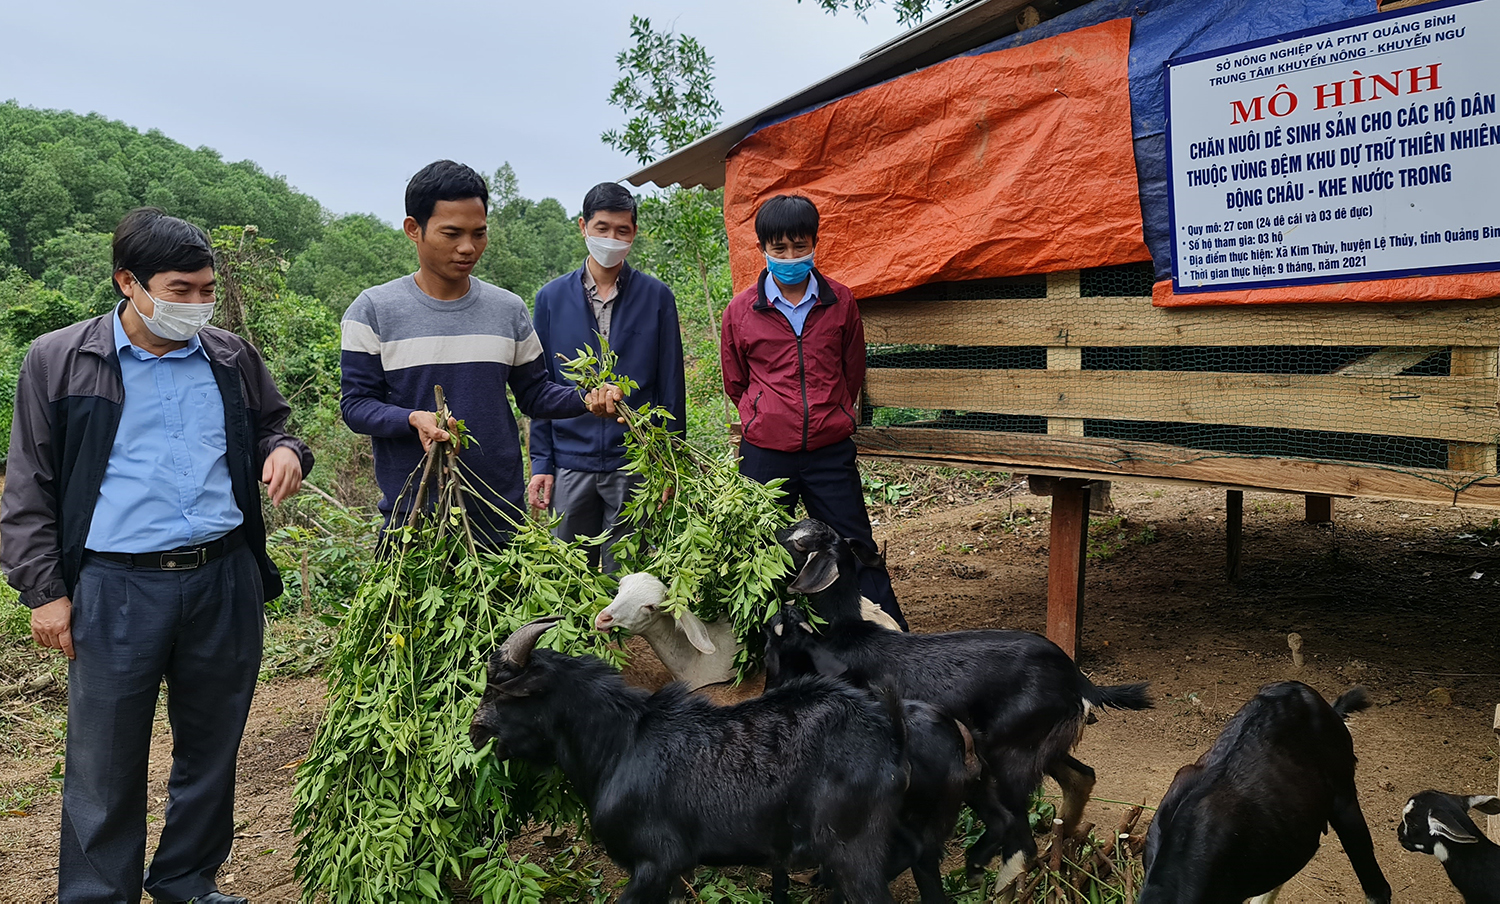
left=964, top=864, right=987, bottom=887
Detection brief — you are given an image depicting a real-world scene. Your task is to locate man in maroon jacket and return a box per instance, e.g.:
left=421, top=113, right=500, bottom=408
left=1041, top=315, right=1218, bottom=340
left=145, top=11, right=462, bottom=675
left=720, top=194, right=905, bottom=628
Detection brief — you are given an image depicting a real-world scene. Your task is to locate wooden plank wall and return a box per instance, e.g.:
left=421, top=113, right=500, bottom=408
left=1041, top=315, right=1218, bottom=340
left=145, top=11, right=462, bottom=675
left=858, top=270, right=1500, bottom=503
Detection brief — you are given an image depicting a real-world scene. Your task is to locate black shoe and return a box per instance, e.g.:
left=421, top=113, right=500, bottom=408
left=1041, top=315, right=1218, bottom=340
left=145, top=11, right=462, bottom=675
left=157, top=894, right=249, bottom=904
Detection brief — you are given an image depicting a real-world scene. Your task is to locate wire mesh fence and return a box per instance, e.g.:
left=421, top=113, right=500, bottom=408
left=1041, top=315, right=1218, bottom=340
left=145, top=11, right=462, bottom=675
left=858, top=262, right=1500, bottom=503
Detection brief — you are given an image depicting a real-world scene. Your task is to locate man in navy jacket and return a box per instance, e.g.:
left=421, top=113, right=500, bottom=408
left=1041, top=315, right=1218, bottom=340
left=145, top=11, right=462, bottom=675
left=528, top=183, right=686, bottom=571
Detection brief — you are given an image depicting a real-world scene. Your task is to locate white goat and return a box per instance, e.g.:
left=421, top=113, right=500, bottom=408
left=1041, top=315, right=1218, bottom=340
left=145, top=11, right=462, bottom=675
left=860, top=597, right=903, bottom=631
left=597, top=573, right=901, bottom=690
left=595, top=573, right=741, bottom=689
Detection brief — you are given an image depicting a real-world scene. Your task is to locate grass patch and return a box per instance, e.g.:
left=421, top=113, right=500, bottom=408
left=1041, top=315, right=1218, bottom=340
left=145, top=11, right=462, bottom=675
left=1088, top=514, right=1158, bottom=562
left=260, top=612, right=338, bottom=681
left=858, top=460, right=1016, bottom=518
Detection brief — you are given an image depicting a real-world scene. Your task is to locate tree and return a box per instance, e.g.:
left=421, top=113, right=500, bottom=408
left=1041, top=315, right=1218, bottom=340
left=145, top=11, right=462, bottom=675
left=35, top=228, right=115, bottom=314
left=212, top=225, right=286, bottom=341
left=799, top=0, right=957, bottom=27
left=601, top=16, right=724, bottom=165
left=478, top=165, right=582, bottom=301
left=601, top=17, right=734, bottom=438
left=635, top=188, right=728, bottom=343
left=286, top=213, right=417, bottom=314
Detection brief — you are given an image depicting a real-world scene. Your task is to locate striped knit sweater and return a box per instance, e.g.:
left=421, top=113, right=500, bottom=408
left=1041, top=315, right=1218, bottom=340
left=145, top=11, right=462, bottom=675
left=339, top=274, right=585, bottom=540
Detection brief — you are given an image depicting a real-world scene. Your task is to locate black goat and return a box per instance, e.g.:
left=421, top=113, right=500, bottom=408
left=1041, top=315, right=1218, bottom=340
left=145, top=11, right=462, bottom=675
left=778, top=520, right=890, bottom=626
left=468, top=617, right=905, bottom=904
left=1140, top=682, right=1391, bottom=904
left=1398, top=789, right=1500, bottom=904
left=780, top=518, right=906, bottom=632
left=765, top=523, right=1152, bottom=889
left=885, top=700, right=979, bottom=902
left=775, top=698, right=979, bottom=904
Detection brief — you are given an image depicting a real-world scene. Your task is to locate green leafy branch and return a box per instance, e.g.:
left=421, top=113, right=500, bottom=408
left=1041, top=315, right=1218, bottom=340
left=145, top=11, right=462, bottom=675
left=293, top=387, right=625, bottom=903
left=562, top=343, right=793, bottom=679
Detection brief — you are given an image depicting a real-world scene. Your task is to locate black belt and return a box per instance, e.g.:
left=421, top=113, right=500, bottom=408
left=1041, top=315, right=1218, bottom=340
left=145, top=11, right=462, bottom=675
left=88, top=528, right=245, bottom=571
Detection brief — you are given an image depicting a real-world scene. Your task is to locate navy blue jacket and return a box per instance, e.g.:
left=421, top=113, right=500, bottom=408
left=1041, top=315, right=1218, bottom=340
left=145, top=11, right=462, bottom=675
left=530, top=264, right=686, bottom=474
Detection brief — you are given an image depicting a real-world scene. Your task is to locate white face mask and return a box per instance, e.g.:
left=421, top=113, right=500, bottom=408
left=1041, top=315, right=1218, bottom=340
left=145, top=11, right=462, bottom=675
left=130, top=286, right=216, bottom=342
left=585, top=235, right=632, bottom=269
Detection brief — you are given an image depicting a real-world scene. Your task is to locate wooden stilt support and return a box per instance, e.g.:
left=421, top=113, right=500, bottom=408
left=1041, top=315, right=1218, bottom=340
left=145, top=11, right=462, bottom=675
left=1491, top=704, right=1500, bottom=838
left=1047, top=478, right=1090, bottom=659
left=1226, top=489, right=1244, bottom=582
left=1305, top=494, right=1333, bottom=524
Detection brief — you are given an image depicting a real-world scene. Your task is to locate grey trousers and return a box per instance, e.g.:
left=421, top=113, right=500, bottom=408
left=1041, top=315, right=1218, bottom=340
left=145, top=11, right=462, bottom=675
left=60, top=544, right=264, bottom=904
left=551, top=467, right=642, bottom=573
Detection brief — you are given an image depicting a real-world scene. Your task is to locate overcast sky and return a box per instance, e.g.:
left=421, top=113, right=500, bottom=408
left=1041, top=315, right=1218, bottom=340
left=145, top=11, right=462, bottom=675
left=4, top=0, right=907, bottom=226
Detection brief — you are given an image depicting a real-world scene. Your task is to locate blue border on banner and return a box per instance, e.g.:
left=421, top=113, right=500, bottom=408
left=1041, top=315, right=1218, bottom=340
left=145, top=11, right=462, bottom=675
left=1165, top=0, right=1500, bottom=294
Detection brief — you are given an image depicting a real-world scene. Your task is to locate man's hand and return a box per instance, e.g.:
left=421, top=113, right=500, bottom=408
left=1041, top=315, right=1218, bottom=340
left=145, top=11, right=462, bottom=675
left=584, top=384, right=625, bottom=422
left=261, top=445, right=305, bottom=506
left=31, top=596, right=74, bottom=660
left=528, top=473, right=554, bottom=509
left=409, top=410, right=459, bottom=451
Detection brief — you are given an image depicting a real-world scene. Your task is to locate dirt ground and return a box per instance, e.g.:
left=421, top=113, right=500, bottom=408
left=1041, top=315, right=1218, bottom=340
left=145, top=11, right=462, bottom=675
left=3, top=478, right=1499, bottom=902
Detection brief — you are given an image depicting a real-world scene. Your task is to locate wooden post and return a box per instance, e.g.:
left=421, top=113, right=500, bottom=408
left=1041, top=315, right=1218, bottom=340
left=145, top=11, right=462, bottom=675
left=1305, top=494, right=1333, bottom=523
left=1491, top=704, right=1500, bottom=839
left=1044, top=271, right=1085, bottom=438
left=1047, top=478, right=1090, bottom=659
left=1226, top=490, right=1244, bottom=582
left=1089, top=480, right=1114, bottom=513
left=1450, top=348, right=1499, bottom=472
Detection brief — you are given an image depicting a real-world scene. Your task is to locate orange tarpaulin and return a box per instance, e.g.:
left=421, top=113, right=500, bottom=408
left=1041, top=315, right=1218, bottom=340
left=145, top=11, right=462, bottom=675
left=724, top=18, right=1147, bottom=298
left=1152, top=273, right=1500, bottom=306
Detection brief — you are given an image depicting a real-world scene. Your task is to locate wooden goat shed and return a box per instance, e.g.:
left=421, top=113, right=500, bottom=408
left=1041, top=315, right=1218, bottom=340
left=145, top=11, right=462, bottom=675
left=853, top=266, right=1500, bottom=654
left=629, top=0, right=1500, bottom=657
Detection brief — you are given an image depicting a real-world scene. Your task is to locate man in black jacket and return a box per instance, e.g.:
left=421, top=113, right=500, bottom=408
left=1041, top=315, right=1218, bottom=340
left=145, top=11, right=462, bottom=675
left=1, top=208, right=312, bottom=904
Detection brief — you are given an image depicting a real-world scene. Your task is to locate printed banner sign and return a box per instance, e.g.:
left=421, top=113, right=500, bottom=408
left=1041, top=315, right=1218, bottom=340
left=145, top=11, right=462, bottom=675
left=1166, top=0, right=1500, bottom=292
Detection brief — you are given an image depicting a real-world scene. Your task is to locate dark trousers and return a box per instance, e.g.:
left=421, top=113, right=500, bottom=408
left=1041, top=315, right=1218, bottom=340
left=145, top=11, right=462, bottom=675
left=61, top=545, right=264, bottom=904
left=551, top=467, right=642, bottom=574
left=738, top=438, right=906, bottom=629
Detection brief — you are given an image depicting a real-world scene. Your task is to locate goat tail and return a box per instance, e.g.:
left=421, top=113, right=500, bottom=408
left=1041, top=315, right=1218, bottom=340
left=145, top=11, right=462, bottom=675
left=1085, top=682, right=1154, bottom=712
left=872, top=681, right=909, bottom=779
left=1332, top=685, right=1373, bottom=719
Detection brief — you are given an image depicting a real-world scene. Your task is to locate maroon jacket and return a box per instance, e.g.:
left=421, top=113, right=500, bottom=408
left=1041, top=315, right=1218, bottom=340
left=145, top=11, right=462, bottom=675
left=721, top=270, right=865, bottom=453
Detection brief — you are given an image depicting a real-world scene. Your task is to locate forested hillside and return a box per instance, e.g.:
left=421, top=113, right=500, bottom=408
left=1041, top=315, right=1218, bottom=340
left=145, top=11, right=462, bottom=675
left=0, top=104, right=593, bottom=489
left=0, top=102, right=323, bottom=273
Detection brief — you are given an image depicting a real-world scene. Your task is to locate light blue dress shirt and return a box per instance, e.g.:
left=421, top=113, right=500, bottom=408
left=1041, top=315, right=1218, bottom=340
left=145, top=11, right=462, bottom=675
left=765, top=274, right=820, bottom=337
left=85, top=309, right=243, bottom=552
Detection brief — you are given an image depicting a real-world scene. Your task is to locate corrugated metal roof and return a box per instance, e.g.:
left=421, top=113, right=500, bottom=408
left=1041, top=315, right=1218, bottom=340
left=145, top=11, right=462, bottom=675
left=623, top=0, right=1042, bottom=190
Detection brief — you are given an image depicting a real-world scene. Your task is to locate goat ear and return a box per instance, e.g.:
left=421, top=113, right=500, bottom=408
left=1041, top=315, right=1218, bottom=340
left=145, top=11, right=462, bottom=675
left=1429, top=812, right=1480, bottom=844
left=674, top=610, right=717, bottom=655
left=788, top=550, right=840, bottom=594
left=1469, top=795, right=1500, bottom=815
left=847, top=537, right=885, bottom=568
left=496, top=670, right=543, bottom=698
left=500, top=617, right=563, bottom=669
left=810, top=646, right=849, bottom=678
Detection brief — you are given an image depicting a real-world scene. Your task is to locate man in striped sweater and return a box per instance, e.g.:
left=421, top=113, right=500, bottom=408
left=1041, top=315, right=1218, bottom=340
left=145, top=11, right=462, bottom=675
left=340, top=160, right=620, bottom=544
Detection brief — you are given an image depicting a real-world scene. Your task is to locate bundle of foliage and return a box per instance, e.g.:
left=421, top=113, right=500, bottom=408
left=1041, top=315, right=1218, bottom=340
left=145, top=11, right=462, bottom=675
left=564, top=346, right=793, bottom=678
left=292, top=393, right=624, bottom=903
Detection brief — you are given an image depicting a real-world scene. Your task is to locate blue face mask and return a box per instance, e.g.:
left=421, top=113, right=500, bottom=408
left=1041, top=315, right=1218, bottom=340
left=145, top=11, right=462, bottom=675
left=765, top=252, right=815, bottom=286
